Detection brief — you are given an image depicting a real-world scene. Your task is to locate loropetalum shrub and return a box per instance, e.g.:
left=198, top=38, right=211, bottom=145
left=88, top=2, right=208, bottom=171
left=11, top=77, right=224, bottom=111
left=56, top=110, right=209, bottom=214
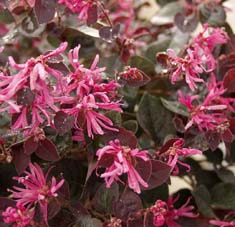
left=0, top=0, right=235, bottom=226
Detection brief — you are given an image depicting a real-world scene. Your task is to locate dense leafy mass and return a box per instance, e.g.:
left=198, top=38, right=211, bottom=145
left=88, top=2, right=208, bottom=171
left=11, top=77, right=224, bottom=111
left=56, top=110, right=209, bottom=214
left=0, top=0, right=234, bottom=226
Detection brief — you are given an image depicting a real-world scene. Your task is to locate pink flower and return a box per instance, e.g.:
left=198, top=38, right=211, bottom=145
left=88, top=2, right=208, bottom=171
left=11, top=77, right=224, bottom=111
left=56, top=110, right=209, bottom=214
left=106, top=217, right=123, bottom=227
left=210, top=212, right=235, bottom=227
left=168, top=48, right=204, bottom=91
left=109, top=0, right=148, bottom=62
left=0, top=42, right=67, bottom=134
left=2, top=203, right=34, bottom=227
left=96, top=139, right=149, bottom=194
left=210, top=220, right=235, bottom=227
left=0, top=23, right=8, bottom=36
left=59, top=45, right=122, bottom=138
left=58, top=0, right=100, bottom=22
left=193, top=24, right=228, bottom=52
left=157, top=138, right=202, bottom=175
left=168, top=25, right=228, bottom=90
left=8, top=163, right=64, bottom=226
left=64, top=94, right=121, bottom=138
left=178, top=74, right=235, bottom=133
left=150, top=195, right=197, bottom=227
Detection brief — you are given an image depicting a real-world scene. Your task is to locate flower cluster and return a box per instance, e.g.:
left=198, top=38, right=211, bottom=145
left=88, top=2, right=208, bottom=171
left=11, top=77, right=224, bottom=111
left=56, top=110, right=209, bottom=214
left=4, top=163, right=64, bottom=226
left=0, top=42, right=68, bottom=135
left=157, top=138, right=202, bottom=175
left=60, top=45, right=122, bottom=139
left=96, top=139, right=149, bottom=193
left=0, top=42, right=121, bottom=139
left=2, top=203, right=34, bottom=227
left=109, top=0, right=148, bottom=62
left=168, top=24, right=228, bottom=90
left=150, top=196, right=197, bottom=227
left=0, top=0, right=234, bottom=226
left=178, top=74, right=235, bottom=147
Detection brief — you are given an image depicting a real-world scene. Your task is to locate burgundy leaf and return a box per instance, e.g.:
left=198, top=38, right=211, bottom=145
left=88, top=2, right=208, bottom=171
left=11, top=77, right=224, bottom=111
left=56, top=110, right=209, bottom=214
left=11, top=144, right=30, bottom=174
left=24, top=136, right=39, bottom=155
left=112, top=190, right=142, bottom=220
left=97, top=154, right=114, bottom=168
left=143, top=212, right=155, bottom=227
left=85, top=162, right=98, bottom=183
left=222, top=129, right=233, bottom=143
left=127, top=216, right=144, bottom=227
left=121, top=47, right=131, bottom=64
left=48, top=199, right=61, bottom=220
left=223, top=68, right=235, bottom=93
left=155, top=52, right=172, bottom=77
left=57, top=180, right=70, bottom=200
left=229, top=117, right=235, bottom=134
left=135, top=158, right=152, bottom=189
left=174, top=12, right=198, bottom=33
left=217, top=54, right=235, bottom=79
left=118, top=67, right=151, bottom=87
left=74, top=201, right=90, bottom=215
left=173, top=116, right=186, bottom=133
left=0, top=197, right=15, bottom=211
left=146, top=160, right=171, bottom=190
left=99, top=24, right=120, bottom=41
left=103, top=127, right=137, bottom=149
left=47, top=62, right=70, bottom=75
left=35, top=138, right=60, bottom=161
left=34, top=0, right=55, bottom=24
left=48, top=208, right=75, bottom=227
left=93, top=182, right=119, bottom=214
left=54, top=111, right=74, bottom=135
left=8, top=0, right=29, bottom=14
left=205, top=132, right=221, bottom=151
left=87, top=4, right=98, bottom=26
left=45, top=54, right=63, bottom=63
left=112, top=23, right=120, bottom=38
left=132, top=27, right=150, bottom=37
left=16, top=87, right=35, bottom=106
left=99, top=26, right=113, bottom=41
left=159, top=138, right=178, bottom=154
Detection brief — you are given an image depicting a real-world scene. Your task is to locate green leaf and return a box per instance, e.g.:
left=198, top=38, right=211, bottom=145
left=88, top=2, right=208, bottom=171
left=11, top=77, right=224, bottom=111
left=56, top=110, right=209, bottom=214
left=145, top=38, right=171, bottom=62
left=129, top=55, right=155, bottom=76
left=0, top=9, right=14, bottom=24
left=76, top=215, right=102, bottom=227
left=137, top=93, right=175, bottom=143
left=204, top=149, right=223, bottom=165
left=123, top=120, right=138, bottom=134
left=67, top=24, right=99, bottom=38
left=141, top=183, right=169, bottom=207
left=93, top=182, right=119, bottom=214
left=151, top=2, right=184, bottom=25
left=168, top=29, right=190, bottom=54
left=156, top=0, right=178, bottom=6
left=195, top=170, right=220, bottom=189
left=216, top=168, right=235, bottom=183
left=211, top=183, right=235, bottom=209
left=160, top=97, right=189, bottom=117
left=112, top=190, right=142, bottom=220
left=199, top=3, right=226, bottom=26
left=34, top=0, right=56, bottom=24
left=105, top=111, right=122, bottom=127
left=193, top=185, right=216, bottom=218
